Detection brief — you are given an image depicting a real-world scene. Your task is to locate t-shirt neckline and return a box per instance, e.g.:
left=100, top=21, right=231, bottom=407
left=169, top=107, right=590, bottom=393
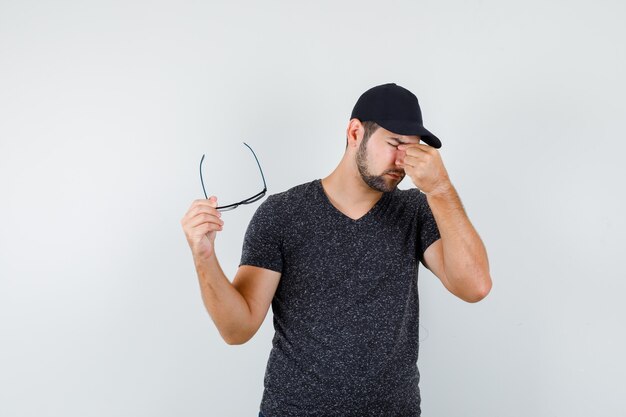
left=314, top=178, right=390, bottom=223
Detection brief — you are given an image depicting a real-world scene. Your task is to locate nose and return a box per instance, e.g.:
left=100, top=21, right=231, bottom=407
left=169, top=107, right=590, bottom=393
left=395, top=148, right=406, bottom=165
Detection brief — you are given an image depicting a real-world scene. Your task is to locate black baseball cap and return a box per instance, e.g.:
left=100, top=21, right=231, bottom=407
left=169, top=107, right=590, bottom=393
left=350, top=83, right=442, bottom=148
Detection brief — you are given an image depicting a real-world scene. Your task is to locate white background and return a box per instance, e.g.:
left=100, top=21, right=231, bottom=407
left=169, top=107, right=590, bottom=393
left=1, top=0, right=625, bottom=416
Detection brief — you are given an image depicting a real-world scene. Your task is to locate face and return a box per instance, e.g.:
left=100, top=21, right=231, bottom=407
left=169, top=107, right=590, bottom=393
left=355, top=125, right=421, bottom=192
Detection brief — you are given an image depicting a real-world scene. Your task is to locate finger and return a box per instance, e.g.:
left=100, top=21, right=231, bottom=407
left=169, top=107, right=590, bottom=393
left=400, top=144, right=431, bottom=161
left=187, top=212, right=224, bottom=229
left=190, top=196, right=218, bottom=209
left=189, top=203, right=222, bottom=219
left=400, top=147, right=430, bottom=159
left=192, top=196, right=218, bottom=209
left=198, top=222, right=223, bottom=234
left=197, top=223, right=219, bottom=236
left=182, top=205, right=222, bottom=226
left=190, top=219, right=223, bottom=236
left=193, top=222, right=222, bottom=237
left=397, top=153, right=427, bottom=169
left=397, top=143, right=431, bottom=152
left=185, top=198, right=221, bottom=217
left=396, top=153, right=417, bottom=168
left=206, top=196, right=218, bottom=208
left=190, top=197, right=218, bottom=205
left=396, top=159, right=415, bottom=169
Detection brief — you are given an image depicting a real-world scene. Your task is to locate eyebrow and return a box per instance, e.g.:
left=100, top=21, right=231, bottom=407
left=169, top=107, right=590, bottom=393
left=388, top=136, right=420, bottom=144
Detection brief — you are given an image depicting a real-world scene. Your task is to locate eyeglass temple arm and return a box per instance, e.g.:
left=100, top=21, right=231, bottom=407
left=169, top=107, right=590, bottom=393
left=200, top=154, right=208, bottom=199
left=200, top=142, right=267, bottom=202
left=243, top=142, right=267, bottom=190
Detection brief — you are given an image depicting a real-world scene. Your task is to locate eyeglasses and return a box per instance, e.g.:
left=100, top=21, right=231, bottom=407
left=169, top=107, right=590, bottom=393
left=200, top=142, right=267, bottom=211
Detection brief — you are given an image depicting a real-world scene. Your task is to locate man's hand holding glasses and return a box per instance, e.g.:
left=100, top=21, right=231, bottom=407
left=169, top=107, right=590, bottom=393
left=180, top=142, right=266, bottom=260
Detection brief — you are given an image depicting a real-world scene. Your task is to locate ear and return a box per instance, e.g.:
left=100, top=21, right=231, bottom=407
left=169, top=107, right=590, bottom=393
left=346, top=118, right=363, bottom=149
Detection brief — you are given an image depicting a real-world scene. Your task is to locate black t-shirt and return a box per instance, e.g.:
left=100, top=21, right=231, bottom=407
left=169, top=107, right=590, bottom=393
left=240, top=179, right=441, bottom=417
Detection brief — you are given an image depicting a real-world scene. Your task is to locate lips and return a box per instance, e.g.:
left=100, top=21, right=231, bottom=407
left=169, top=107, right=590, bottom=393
left=387, top=173, right=401, bottom=179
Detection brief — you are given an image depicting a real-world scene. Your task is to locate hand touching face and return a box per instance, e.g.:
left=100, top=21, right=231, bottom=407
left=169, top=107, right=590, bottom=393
left=396, top=144, right=452, bottom=196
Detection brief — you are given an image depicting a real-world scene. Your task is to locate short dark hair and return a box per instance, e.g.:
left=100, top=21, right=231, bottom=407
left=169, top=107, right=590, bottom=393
left=346, top=120, right=380, bottom=147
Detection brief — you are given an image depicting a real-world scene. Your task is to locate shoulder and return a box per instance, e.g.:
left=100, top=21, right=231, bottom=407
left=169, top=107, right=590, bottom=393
left=261, top=179, right=318, bottom=207
left=253, top=179, right=317, bottom=216
left=389, top=186, right=427, bottom=209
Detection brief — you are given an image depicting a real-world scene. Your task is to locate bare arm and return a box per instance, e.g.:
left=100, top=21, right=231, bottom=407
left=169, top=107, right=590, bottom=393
left=193, top=251, right=252, bottom=344
left=423, top=184, right=492, bottom=302
left=194, top=252, right=280, bottom=344
left=396, top=143, right=492, bottom=302
left=182, top=196, right=280, bottom=345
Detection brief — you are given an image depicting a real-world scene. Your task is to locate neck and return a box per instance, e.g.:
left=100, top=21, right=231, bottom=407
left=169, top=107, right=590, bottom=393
left=320, top=152, right=383, bottom=211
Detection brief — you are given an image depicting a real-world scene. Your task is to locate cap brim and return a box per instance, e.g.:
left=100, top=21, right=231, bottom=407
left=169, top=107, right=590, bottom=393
left=375, top=120, right=442, bottom=148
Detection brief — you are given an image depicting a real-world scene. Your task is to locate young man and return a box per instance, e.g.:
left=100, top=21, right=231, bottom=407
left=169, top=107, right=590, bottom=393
left=181, top=83, right=492, bottom=417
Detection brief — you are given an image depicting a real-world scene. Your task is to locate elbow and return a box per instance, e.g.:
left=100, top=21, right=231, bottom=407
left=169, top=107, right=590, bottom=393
left=225, top=338, right=247, bottom=346
left=222, top=328, right=254, bottom=346
left=465, top=274, right=492, bottom=303
left=224, top=334, right=250, bottom=346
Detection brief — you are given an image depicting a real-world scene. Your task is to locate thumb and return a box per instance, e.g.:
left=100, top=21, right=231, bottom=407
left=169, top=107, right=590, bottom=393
left=207, top=195, right=218, bottom=208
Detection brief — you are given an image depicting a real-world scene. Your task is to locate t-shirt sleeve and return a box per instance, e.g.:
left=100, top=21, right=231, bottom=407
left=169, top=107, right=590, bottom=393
left=239, top=194, right=284, bottom=273
left=417, top=191, right=441, bottom=263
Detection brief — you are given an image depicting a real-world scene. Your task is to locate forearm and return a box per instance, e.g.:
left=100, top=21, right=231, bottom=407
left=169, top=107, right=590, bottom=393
left=426, top=183, right=492, bottom=299
left=193, top=250, right=252, bottom=344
